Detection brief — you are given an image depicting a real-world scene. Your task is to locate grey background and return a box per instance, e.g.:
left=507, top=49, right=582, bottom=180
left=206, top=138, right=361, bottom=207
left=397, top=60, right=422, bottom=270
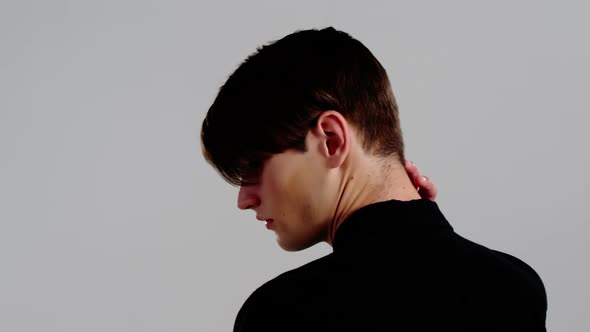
left=1, top=0, right=588, bottom=331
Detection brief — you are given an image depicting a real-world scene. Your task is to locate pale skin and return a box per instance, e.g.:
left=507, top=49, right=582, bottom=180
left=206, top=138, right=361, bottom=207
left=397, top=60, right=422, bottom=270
left=238, top=110, right=438, bottom=251
left=404, top=159, right=437, bottom=201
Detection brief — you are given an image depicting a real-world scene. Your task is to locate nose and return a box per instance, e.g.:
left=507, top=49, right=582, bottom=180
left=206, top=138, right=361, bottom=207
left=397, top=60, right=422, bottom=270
left=237, top=185, right=260, bottom=210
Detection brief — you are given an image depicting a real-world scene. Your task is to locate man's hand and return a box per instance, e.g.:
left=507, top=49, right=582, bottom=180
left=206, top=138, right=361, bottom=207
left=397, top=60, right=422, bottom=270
left=404, top=160, right=438, bottom=201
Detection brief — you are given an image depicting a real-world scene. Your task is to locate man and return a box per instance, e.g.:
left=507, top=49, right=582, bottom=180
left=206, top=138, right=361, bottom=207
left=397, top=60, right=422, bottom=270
left=201, top=27, right=547, bottom=331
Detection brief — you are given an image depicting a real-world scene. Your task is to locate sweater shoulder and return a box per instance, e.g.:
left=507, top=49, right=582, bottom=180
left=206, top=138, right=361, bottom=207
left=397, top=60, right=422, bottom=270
left=233, top=253, right=335, bottom=331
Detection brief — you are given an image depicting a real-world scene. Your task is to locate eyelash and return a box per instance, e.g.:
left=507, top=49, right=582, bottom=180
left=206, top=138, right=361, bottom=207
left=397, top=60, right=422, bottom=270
left=240, top=157, right=267, bottom=186
left=240, top=169, right=261, bottom=186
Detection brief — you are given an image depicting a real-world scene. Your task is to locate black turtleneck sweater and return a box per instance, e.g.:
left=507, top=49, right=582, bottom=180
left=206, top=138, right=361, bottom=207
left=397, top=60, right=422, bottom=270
left=233, top=199, right=547, bottom=331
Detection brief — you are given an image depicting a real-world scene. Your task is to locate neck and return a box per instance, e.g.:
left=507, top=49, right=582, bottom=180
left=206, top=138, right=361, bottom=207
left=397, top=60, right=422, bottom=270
left=326, top=159, right=421, bottom=246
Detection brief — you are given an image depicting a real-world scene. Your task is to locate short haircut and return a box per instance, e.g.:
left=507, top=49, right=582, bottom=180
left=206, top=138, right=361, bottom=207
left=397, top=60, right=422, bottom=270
left=201, top=27, right=404, bottom=186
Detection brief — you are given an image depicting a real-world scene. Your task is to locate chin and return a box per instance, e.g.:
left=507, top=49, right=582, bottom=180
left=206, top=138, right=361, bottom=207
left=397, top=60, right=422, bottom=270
left=277, top=236, right=320, bottom=252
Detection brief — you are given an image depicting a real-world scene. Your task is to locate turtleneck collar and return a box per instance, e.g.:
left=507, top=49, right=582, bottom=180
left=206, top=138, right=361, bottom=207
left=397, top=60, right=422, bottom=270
left=332, top=198, right=453, bottom=252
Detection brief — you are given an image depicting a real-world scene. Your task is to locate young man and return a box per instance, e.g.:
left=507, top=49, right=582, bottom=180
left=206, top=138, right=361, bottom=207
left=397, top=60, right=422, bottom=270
left=201, top=27, right=547, bottom=331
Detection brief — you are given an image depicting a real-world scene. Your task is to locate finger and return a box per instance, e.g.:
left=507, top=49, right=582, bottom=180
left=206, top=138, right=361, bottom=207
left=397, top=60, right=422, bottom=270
left=405, top=160, right=438, bottom=200
left=404, top=160, right=423, bottom=188
left=418, top=175, right=438, bottom=201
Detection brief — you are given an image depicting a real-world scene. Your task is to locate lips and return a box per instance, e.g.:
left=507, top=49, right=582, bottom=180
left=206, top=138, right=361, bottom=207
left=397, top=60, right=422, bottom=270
left=265, top=219, right=274, bottom=229
left=256, top=216, right=274, bottom=229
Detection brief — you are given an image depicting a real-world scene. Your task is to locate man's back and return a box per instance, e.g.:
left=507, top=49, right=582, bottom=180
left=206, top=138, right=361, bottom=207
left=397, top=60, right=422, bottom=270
left=234, top=199, right=547, bottom=331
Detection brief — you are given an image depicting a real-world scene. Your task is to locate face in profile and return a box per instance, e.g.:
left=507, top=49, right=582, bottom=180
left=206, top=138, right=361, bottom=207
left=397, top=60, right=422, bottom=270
left=237, top=134, right=337, bottom=251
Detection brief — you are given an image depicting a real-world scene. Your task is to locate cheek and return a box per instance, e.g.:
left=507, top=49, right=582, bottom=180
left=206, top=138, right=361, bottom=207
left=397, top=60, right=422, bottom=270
left=266, top=157, right=305, bottom=198
left=284, top=167, right=327, bottom=227
left=262, top=166, right=306, bottom=224
left=262, top=153, right=327, bottom=226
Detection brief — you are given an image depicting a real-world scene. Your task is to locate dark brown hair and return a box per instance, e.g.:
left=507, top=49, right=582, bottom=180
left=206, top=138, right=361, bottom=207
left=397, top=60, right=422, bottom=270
left=201, top=27, right=404, bottom=186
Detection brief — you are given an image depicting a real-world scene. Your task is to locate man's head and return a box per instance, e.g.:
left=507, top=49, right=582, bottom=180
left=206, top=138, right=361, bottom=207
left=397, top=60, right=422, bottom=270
left=201, top=27, right=412, bottom=251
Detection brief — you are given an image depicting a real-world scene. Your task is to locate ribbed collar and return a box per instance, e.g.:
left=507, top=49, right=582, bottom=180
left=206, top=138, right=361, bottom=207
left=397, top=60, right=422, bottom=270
left=332, top=198, right=453, bottom=252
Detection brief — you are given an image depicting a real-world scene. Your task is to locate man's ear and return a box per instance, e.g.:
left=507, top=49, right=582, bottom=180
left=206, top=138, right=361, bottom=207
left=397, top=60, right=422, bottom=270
left=311, top=110, right=350, bottom=169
